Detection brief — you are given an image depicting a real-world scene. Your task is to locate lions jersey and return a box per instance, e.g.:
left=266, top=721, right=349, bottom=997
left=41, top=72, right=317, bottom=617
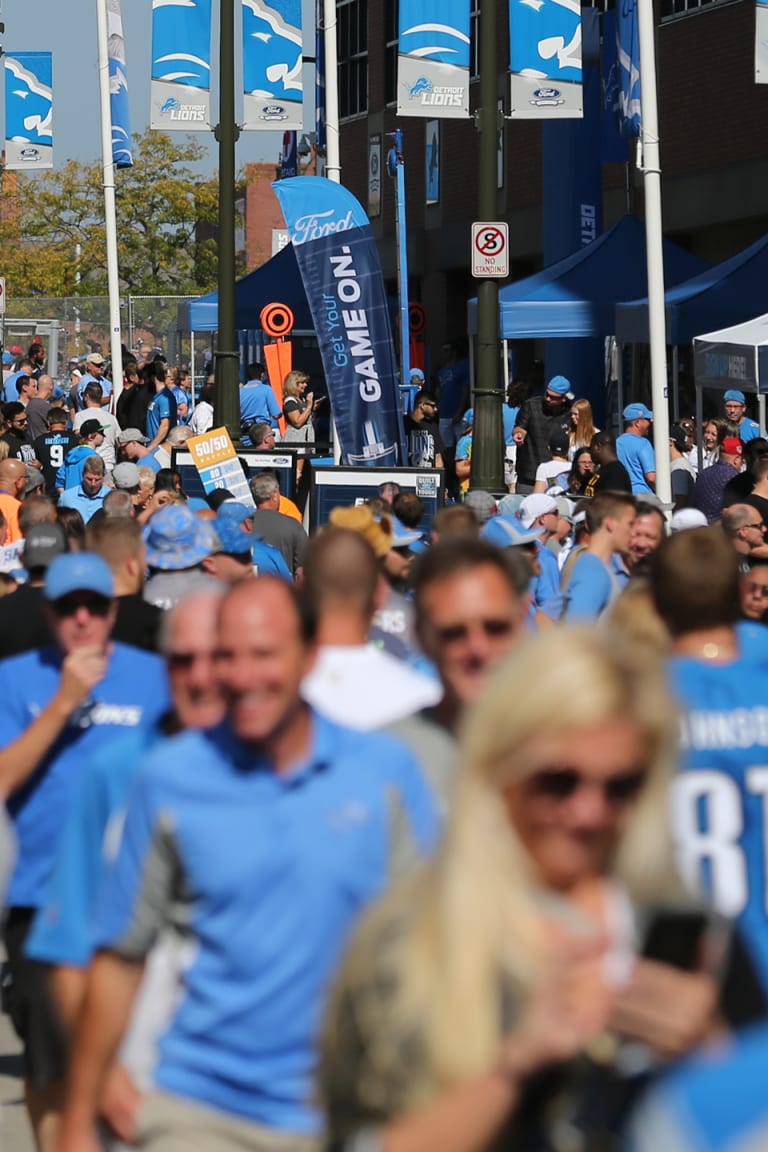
left=669, top=622, right=768, bottom=986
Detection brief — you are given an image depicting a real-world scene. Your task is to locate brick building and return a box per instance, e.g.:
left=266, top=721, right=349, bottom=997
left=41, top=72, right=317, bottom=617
left=335, top=0, right=768, bottom=375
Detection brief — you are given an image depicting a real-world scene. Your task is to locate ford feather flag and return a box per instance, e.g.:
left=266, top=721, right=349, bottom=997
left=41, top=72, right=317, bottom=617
left=397, top=0, right=470, bottom=118
left=273, top=177, right=406, bottom=467
left=617, top=0, right=641, bottom=135
left=108, top=0, right=133, bottom=168
left=151, top=0, right=211, bottom=130
left=4, top=52, right=53, bottom=170
left=243, top=0, right=303, bottom=131
left=509, top=0, right=583, bottom=119
left=757, top=0, right=768, bottom=81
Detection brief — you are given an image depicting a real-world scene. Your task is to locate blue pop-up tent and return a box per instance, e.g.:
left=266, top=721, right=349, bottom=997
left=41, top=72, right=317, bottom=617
left=615, top=232, right=768, bottom=346
left=466, top=215, right=709, bottom=339
left=176, top=242, right=313, bottom=332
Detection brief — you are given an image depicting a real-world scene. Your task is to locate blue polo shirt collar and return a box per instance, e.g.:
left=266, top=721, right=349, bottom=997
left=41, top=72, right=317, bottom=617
left=213, top=708, right=335, bottom=787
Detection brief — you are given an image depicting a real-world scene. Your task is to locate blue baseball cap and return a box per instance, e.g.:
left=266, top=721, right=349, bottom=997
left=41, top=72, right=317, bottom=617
left=212, top=517, right=253, bottom=558
left=409, top=367, right=425, bottom=383
left=143, top=505, right=217, bottom=571
left=724, top=389, right=746, bottom=404
left=216, top=501, right=254, bottom=527
left=623, top=402, right=654, bottom=421
left=481, top=515, right=543, bottom=548
left=463, top=408, right=474, bottom=425
left=547, top=375, right=571, bottom=395
left=44, top=553, right=114, bottom=602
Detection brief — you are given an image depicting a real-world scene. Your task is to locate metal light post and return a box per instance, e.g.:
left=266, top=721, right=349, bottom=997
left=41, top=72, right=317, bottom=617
left=470, top=0, right=505, bottom=492
left=213, top=0, right=241, bottom=438
left=387, top=130, right=411, bottom=389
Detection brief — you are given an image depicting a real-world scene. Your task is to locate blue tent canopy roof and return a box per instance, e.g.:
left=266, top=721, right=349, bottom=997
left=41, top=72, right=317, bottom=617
left=177, top=243, right=313, bottom=332
left=615, top=232, right=768, bottom=346
left=466, top=215, right=709, bottom=340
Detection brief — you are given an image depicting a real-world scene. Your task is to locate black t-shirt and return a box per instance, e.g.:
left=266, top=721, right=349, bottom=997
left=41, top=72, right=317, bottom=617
left=745, top=492, right=768, bottom=526
left=33, top=430, right=79, bottom=497
left=0, top=584, right=51, bottom=659
left=113, top=595, right=162, bottom=653
left=585, top=458, right=632, bottom=496
left=722, top=470, right=755, bottom=508
left=404, top=415, right=445, bottom=468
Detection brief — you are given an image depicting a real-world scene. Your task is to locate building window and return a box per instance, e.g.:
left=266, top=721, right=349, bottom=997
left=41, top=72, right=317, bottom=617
left=661, top=0, right=731, bottom=17
left=470, top=0, right=480, bottom=80
left=385, top=0, right=398, bottom=106
left=337, top=0, right=368, bottom=118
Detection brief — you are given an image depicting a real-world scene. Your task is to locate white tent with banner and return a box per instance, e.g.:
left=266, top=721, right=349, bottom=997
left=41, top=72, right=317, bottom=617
left=693, top=312, right=768, bottom=465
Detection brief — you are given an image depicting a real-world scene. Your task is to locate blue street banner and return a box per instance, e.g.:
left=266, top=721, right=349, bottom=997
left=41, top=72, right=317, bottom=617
left=600, top=11, right=629, bottom=162
left=4, top=51, right=53, bottom=170
left=150, top=0, right=211, bottom=130
left=280, top=131, right=298, bottom=178
left=243, top=0, right=303, bottom=130
left=509, top=0, right=583, bottom=118
left=617, top=0, right=641, bottom=135
left=397, top=0, right=470, bottom=118
left=315, top=0, right=326, bottom=151
left=273, top=176, right=407, bottom=467
left=757, top=0, right=768, bottom=81
left=108, top=0, right=133, bottom=168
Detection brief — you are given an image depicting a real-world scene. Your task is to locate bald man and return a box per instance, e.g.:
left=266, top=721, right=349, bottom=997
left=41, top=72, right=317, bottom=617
left=0, top=458, right=28, bottom=540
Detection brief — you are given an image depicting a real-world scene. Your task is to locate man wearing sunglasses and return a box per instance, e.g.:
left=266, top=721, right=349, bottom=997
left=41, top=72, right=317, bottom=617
left=0, top=553, right=169, bottom=1152
left=512, top=375, right=574, bottom=493
left=1, top=399, right=39, bottom=466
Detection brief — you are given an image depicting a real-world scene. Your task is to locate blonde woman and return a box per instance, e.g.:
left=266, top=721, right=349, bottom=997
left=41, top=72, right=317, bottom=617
left=282, top=369, right=320, bottom=444
left=569, top=398, right=599, bottom=458
left=320, top=628, right=743, bottom=1152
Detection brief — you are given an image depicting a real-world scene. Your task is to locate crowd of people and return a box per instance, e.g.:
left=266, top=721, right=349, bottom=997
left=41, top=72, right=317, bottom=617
left=3, top=342, right=768, bottom=1152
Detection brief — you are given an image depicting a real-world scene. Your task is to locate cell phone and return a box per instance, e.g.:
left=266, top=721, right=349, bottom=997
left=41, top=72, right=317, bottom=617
left=641, top=909, right=708, bottom=971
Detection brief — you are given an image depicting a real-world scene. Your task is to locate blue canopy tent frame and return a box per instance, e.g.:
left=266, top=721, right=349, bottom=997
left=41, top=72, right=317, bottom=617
left=692, top=312, right=768, bottom=468
left=466, top=216, right=710, bottom=423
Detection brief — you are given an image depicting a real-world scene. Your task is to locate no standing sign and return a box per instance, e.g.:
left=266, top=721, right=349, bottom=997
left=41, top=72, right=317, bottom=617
left=471, top=222, right=509, bottom=278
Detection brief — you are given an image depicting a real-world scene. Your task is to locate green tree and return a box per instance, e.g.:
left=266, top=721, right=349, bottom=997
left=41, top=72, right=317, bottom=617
left=0, top=129, right=223, bottom=298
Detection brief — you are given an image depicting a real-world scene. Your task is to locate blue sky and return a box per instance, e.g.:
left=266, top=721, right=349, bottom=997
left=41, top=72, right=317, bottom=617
left=1, top=0, right=316, bottom=172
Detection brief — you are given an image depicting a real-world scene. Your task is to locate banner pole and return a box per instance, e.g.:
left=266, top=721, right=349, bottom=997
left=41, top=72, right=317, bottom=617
left=388, top=131, right=411, bottom=390
left=637, top=0, right=671, bottom=506
left=322, top=0, right=341, bottom=460
left=96, top=0, right=124, bottom=404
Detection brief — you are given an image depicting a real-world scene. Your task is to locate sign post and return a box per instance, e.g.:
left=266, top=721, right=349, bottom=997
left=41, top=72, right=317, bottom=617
left=471, top=221, right=509, bottom=278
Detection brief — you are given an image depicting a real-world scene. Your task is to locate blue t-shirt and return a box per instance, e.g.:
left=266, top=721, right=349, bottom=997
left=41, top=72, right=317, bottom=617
left=27, top=724, right=163, bottom=967
left=252, top=538, right=292, bottom=579
left=94, top=713, right=439, bottom=1132
left=58, top=483, right=111, bottom=522
left=503, top=404, right=519, bottom=446
left=739, top=418, right=762, bottom=444
left=627, top=1022, right=768, bottom=1152
left=239, top=381, right=281, bottom=428
left=146, top=387, right=177, bottom=441
left=616, top=432, right=656, bottom=494
left=669, top=622, right=768, bottom=986
left=76, top=372, right=113, bottom=407
left=562, top=552, right=615, bottom=620
left=172, top=387, right=190, bottom=425
left=2, top=370, right=24, bottom=403
left=1, top=643, right=170, bottom=908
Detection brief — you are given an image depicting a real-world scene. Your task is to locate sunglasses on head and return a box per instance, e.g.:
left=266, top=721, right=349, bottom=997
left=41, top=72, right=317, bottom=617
left=527, top=766, right=648, bottom=806
left=50, top=594, right=111, bottom=618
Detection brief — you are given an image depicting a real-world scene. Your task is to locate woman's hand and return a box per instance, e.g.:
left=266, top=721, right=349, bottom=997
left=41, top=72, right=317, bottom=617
left=610, top=958, right=718, bottom=1058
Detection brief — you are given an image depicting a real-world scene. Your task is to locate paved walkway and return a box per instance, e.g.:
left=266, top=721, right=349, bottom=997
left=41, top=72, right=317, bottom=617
left=0, top=1013, right=33, bottom=1151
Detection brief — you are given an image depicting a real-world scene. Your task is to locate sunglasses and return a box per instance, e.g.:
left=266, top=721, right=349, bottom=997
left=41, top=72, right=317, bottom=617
left=435, top=618, right=514, bottom=645
left=745, top=582, right=768, bottom=597
left=527, top=767, right=648, bottom=806
left=167, top=650, right=212, bottom=670
left=744, top=523, right=766, bottom=531
left=50, top=594, right=111, bottom=618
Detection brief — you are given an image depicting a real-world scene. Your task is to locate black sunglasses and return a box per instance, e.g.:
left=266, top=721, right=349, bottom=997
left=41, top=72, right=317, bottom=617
left=50, top=594, right=111, bottom=618
left=435, top=618, right=514, bottom=645
left=527, top=767, right=648, bottom=806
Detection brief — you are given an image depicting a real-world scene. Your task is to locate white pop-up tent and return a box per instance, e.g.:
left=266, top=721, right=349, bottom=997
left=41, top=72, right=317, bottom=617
left=693, top=312, right=768, bottom=466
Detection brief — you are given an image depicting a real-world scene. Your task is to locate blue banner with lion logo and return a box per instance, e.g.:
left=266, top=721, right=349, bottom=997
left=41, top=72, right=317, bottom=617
left=108, top=0, right=133, bottom=168
left=509, top=0, right=583, bottom=118
left=397, top=0, right=470, bottom=119
left=150, top=0, right=211, bottom=130
left=273, top=177, right=406, bottom=467
left=243, top=0, right=303, bottom=130
left=4, top=52, right=53, bottom=170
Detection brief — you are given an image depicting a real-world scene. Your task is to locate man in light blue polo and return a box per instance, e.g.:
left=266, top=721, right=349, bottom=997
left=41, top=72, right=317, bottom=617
left=59, top=577, right=438, bottom=1152
left=616, top=402, right=657, bottom=494
left=58, top=454, right=111, bottom=522
left=723, top=389, right=762, bottom=442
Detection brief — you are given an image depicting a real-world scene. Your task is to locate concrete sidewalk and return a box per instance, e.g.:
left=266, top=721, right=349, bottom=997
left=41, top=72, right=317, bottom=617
left=0, top=1013, right=34, bottom=1152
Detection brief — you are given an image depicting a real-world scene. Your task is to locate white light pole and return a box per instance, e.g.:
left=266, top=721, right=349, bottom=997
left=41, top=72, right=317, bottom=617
left=96, top=0, right=124, bottom=404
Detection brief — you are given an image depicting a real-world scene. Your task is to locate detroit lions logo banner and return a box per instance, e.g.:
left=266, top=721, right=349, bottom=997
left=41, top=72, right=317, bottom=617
left=756, top=0, right=768, bottom=81
left=151, top=0, right=211, bottom=130
left=243, top=0, right=303, bottom=130
left=508, top=0, right=583, bottom=119
left=273, top=177, right=406, bottom=467
left=617, top=0, right=641, bottom=135
left=4, top=52, right=53, bottom=170
left=397, top=0, right=470, bottom=118
left=108, top=0, right=133, bottom=168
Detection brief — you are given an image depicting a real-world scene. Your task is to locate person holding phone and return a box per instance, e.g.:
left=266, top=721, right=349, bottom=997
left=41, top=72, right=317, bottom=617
left=282, top=369, right=322, bottom=444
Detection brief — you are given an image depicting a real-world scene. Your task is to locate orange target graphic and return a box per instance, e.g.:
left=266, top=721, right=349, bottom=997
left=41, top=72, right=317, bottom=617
left=260, top=303, right=295, bottom=338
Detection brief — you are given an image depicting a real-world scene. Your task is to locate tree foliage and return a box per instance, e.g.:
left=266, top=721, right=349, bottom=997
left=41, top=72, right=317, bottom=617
left=0, top=130, right=223, bottom=298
